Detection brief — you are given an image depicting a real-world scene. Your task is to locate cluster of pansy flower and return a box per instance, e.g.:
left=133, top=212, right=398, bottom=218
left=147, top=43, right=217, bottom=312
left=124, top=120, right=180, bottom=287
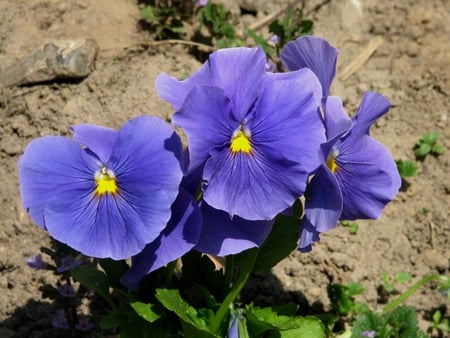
left=19, top=36, right=400, bottom=290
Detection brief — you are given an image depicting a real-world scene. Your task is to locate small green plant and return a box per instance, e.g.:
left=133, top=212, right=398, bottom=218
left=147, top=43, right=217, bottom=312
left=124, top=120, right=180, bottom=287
left=414, top=131, right=445, bottom=158
left=428, top=309, right=450, bottom=336
left=198, top=1, right=244, bottom=48
left=268, top=7, right=313, bottom=50
left=395, top=159, right=418, bottom=178
left=381, top=271, right=412, bottom=294
left=341, top=220, right=359, bottom=235
left=140, top=0, right=195, bottom=40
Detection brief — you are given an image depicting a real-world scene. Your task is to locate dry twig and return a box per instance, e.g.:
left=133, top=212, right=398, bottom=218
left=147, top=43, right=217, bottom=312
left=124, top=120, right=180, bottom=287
left=338, top=36, right=384, bottom=81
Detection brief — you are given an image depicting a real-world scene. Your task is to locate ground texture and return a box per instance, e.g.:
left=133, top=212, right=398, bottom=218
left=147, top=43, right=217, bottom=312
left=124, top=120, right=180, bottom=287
left=0, top=0, right=449, bottom=337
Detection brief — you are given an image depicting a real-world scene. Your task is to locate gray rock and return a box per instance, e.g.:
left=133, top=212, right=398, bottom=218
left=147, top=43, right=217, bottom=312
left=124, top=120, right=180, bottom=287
left=0, top=38, right=98, bottom=87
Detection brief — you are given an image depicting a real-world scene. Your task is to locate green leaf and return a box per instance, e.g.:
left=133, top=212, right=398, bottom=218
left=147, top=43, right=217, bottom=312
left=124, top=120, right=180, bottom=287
left=431, top=144, right=445, bottom=155
left=422, top=131, right=439, bottom=144
left=246, top=304, right=324, bottom=337
left=327, top=284, right=356, bottom=315
left=395, top=159, right=418, bottom=177
left=252, top=203, right=300, bottom=273
left=385, top=306, right=420, bottom=337
left=394, top=272, right=412, bottom=284
left=130, top=301, right=161, bottom=323
left=276, top=317, right=325, bottom=338
left=141, top=6, right=158, bottom=21
left=99, top=258, right=129, bottom=289
left=352, top=312, right=384, bottom=338
left=155, top=288, right=215, bottom=336
left=72, top=264, right=114, bottom=307
left=347, top=282, right=365, bottom=296
left=415, top=143, right=431, bottom=156
left=100, top=307, right=128, bottom=330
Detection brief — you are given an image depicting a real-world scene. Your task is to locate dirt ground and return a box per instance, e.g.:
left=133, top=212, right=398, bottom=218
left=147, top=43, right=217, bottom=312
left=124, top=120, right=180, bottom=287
left=0, top=0, right=449, bottom=337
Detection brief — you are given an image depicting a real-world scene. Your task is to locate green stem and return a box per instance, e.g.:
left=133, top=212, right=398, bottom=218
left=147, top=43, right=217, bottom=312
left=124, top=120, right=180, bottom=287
left=210, top=248, right=259, bottom=334
left=382, top=274, right=447, bottom=314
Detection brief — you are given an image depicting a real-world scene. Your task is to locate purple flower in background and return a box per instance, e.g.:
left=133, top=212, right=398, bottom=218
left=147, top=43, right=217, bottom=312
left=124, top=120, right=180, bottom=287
left=56, top=255, right=81, bottom=273
left=75, top=316, right=95, bottom=332
left=26, top=254, right=48, bottom=270
left=265, top=59, right=276, bottom=72
left=362, top=330, right=376, bottom=338
left=19, top=116, right=184, bottom=260
left=57, top=283, right=76, bottom=298
left=299, top=93, right=401, bottom=251
left=158, top=47, right=325, bottom=220
left=196, top=0, right=208, bottom=6
left=52, top=309, right=69, bottom=330
left=268, top=34, right=280, bottom=45
left=121, top=188, right=202, bottom=290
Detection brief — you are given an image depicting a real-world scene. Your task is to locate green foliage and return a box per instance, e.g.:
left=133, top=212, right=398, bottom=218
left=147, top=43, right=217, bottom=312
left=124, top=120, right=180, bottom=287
left=244, top=304, right=325, bottom=337
left=198, top=1, right=244, bottom=48
left=252, top=200, right=301, bottom=273
left=381, top=271, right=412, bottom=294
left=429, top=310, right=450, bottom=335
left=396, top=159, right=419, bottom=178
left=268, top=8, right=313, bottom=50
left=140, top=0, right=195, bottom=40
left=352, top=306, right=427, bottom=338
left=414, top=131, right=445, bottom=158
left=327, top=282, right=365, bottom=316
left=156, top=288, right=216, bottom=337
left=72, top=264, right=114, bottom=308
left=341, top=220, right=359, bottom=235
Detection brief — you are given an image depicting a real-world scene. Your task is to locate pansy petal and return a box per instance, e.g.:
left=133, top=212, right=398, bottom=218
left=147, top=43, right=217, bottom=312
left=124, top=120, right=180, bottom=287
left=70, top=124, right=118, bottom=163
left=173, top=86, right=236, bottom=171
left=351, top=92, right=391, bottom=138
left=108, top=116, right=184, bottom=242
left=281, top=36, right=338, bottom=97
left=120, top=189, right=202, bottom=290
left=156, top=47, right=266, bottom=115
left=249, top=68, right=324, bottom=171
left=45, top=190, right=148, bottom=259
left=336, top=136, right=401, bottom=220
left=203, top=147, right=304, bottom=220
left=18, top=136, right=97, bottom=228
left=304, top=166, right=342, bottom=233
left=195, top=202, right=273, bottom=256
left=207, top=47, right=266, bottom=120
left=298, top=218, right=321, bottom=252
left=323, top=96, right=353, bottom=140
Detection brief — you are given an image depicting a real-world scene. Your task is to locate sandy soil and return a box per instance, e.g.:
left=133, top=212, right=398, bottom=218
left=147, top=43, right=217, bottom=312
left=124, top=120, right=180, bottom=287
left=0, top=0, right=448, bottom=337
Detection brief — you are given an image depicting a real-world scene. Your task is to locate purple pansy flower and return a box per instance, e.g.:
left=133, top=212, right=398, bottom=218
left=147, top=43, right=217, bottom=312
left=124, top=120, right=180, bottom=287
left=281, top=36, right=400, bottom=251
left=19, top=116, right=184, bottom=260
left=157, top=47, right=325, bottom=221
left=121, top=188, right=202, bottom=290
left=194, top=201, right=274, bottom=256
left=75, top=315, right=95, bottom=332
left=299, top=93, right=401, bottom=251
left=26, top=254, right=49, bottom=270
left=281, top=35, right=338, bottom=100
left=56, top=255, right=81, bottom=273
left=52, top=309, right=69, bottom=330
left=57, top=283, right=76, bottom=298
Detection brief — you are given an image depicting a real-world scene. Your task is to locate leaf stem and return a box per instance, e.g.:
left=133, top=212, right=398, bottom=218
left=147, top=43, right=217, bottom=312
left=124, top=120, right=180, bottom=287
left=210, top=248, right=259, bottom=334
left=382, top=274, right=447, bottom=314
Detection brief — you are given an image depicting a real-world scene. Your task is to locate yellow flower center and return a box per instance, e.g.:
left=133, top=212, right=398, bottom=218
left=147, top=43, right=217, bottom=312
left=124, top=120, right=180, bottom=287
left=230, top=127, right=252, bottom=155
left=326, top=149, right=339, bottom=173
left=95, top=167, right=118, bottom=196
